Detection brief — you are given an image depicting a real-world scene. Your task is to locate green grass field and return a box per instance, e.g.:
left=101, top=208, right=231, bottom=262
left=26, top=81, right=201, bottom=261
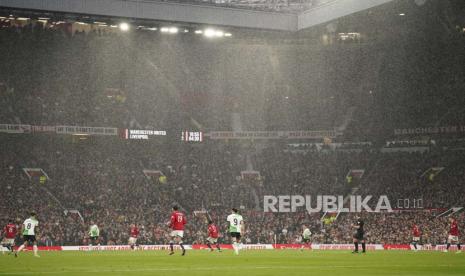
left=1, top=250, right=464, bottom=276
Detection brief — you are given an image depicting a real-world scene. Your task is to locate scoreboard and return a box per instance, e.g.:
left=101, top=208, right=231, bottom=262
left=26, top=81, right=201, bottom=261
left=120, top=129, right=203, bottom=142
left=120, top=129, right=167, bottom=140
left=181, top=131, right=203, bottom=142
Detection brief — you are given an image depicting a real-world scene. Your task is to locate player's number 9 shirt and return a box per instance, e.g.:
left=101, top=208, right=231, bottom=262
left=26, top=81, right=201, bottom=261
left=227, top=214, right=243, bottom=233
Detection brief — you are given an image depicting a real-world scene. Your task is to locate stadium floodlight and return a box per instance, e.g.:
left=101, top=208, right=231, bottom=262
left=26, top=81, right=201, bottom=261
left=160, top=27, right=169, bottom=33
left=195, top=30, right=203, bottom=34
left=224, top=33, right=232, bottom=37
left=119, top=22, right=130, bottom=31
left=399, top=13, right=405, bottom=16
left=169, top=27, right=179, bottom=34
left=184, top=29, right=189, bottom=33
left=204, top=28, right=216, bottom=38
left=17, top=17, right=30, bottom=21
left=110, top=25, right=118, bottom=28
left=215, top=30, right=224, bottom=37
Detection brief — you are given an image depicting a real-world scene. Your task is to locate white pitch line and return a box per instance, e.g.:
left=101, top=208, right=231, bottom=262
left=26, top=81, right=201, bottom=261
left=0, top=264, right=463, bottom=275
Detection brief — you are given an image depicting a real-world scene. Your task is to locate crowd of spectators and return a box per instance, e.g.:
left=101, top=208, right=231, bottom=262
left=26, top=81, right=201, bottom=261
left=1, top=135, right=464, bottom=246
left=0, top=17, right=370, bottom=132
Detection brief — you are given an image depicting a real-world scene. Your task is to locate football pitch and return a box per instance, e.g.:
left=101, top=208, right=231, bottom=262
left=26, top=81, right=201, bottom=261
left=1, top=250, right=464, bottom=276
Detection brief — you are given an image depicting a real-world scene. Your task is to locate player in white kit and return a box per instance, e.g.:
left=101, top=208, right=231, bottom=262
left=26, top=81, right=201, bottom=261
left=227, top=208, right=244, bottom=255
left=15, top=212, right=40, bottom=257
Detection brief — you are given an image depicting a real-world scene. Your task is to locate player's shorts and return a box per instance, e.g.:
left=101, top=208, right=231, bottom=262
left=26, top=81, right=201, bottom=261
left=230, top=232, right=241, bottom=239
left=448, top=235, right=459, bottom=243
left=90, top=236, right=99, bottom=242
left=302, top=238, right=310, bottom=243
left=23, top=235, right=36, bottom=243
left=170, top=230, right=184, bottom=238
left=128, top=237, right=138, bottom=245
left=412, top=236, right=420, bottom=242
left=2, top=238, right=15, bottom=245
left=207, top=237, right=218, bottom=243
left=353, top=232, right=364, bottom=240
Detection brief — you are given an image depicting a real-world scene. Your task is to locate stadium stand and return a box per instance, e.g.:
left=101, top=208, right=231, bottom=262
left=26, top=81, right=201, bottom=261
left=151, top=0, right=336, bottom=13
left=1, top=1, right=465, bottom=248
left=1, top=134, right=464, bottom=245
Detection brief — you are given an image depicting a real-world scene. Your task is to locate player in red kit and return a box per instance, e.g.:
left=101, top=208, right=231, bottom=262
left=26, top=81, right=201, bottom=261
left=168, top=205, right=186, bottom=256
left=128, top=223, right=140, bottom=251
left=206, top=220, right=221, bottom=252
left=411, top=223, right=421, bottom=251
left=444, top=217, right=461, bottom=253
left=2, top=219, right=17, bottom=255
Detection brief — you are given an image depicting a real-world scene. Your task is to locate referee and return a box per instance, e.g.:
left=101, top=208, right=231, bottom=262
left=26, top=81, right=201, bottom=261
left=352, top=217, right=366, bottom=253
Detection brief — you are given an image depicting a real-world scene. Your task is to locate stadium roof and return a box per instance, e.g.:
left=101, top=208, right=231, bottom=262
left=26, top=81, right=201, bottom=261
left=0, top=0, right=393, bottom=31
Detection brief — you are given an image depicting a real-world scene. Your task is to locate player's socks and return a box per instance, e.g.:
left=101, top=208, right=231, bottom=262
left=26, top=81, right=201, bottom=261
left=206, top=241, right=213, bottom=251
left=446, top=243, right=451, bottom=250
left=216, top=243, right=221, bottom=252
left=412, top=242, right=417, bottom=250
left=233, top=242, right=239, bottom=255
left=353, top=242, right=359, bottom=252
left=362, top=243, right=366, bottom=253
left=130, top=244, right=134, bottom=250
left=89, top=244, right=93, bottom=251
left=169, top=240, right=175, bottom=255
left=33, top=245, right=39, bottom=257
left=180, top=243, right=186, bottom=256
left=17, top=244, right=25, bottom=253
left=457, top=244, right=461, bottom=250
